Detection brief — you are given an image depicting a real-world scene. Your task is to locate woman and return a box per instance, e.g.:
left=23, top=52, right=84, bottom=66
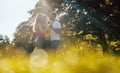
left=33, top=13, right=51, bottom=50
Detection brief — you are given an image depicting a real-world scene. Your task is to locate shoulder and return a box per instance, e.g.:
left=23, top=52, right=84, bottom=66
left=53, top=20, right=61, bottom=28
left=53, top=20, right=61, bottom=25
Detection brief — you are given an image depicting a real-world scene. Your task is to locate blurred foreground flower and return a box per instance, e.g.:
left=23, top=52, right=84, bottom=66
left=30, top=48, right=48, bottom=68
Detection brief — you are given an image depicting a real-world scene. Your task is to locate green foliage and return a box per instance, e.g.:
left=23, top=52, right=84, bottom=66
left=45, top=0, right=120, bottom=53
left=0, top=35, right=10, bottom=50
left=13, top=0, right=120, bottom=53
left=13, top=21, right=35, bottom=53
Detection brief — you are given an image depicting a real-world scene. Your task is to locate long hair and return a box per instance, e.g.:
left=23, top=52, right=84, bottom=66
left=32, top=13, right=49, bottom=33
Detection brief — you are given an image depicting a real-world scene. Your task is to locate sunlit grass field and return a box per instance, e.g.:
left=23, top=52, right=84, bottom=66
left=0, top=41, right=120, bottom=73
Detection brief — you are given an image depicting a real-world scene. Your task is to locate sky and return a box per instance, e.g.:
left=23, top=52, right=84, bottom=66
left=0, top=0, right=39, bottom=41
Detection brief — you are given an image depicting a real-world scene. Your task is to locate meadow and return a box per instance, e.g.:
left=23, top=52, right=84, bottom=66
left=0, top=41, right=120, bottom=73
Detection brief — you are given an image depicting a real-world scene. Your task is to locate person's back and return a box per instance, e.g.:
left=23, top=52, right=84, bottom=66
left=32, top=13, right=51, bottom=49
left=33, top=14, right=50, bottom=36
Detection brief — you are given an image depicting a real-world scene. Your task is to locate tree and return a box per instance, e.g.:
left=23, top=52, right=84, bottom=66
left=14, top=0, right=120, bottom=54
left=13, top=21, right=35, bottom=53
left=0, top=34, right=10, bottom=50
left=43, top=0, right=120, bottom=54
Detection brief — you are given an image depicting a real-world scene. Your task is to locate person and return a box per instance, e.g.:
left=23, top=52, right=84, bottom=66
left=49, top=12, right=62, bottom=51
left=32, top=13, right=51, bottom=50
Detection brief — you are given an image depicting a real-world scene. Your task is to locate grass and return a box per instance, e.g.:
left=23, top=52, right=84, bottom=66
left=0, top=41, right=120, bottom=73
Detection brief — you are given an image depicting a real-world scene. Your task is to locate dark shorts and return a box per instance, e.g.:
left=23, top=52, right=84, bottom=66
left=50, top=40, right=60, bottom=51
left=35, top=36, right=50, bottom=50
